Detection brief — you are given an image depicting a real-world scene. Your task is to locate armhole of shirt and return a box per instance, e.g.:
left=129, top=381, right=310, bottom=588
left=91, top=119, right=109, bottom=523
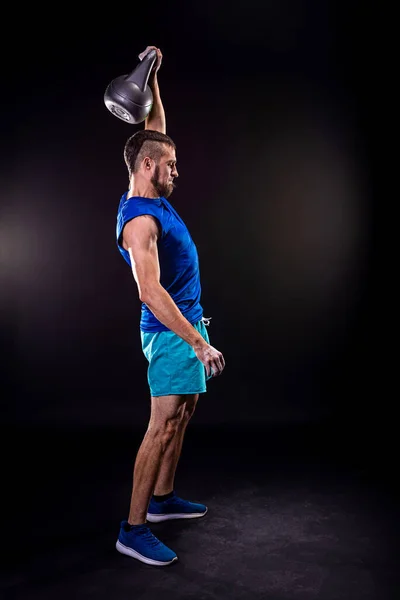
left=118, top=213, right=163, bottom=249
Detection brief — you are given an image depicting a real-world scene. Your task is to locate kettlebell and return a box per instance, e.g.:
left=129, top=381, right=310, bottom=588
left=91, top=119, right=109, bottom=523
left=104, top=49, right=157, bottom=124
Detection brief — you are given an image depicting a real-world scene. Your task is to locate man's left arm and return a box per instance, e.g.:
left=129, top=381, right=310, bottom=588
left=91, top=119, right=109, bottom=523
left=145, top=71, right=166, bottom=134
left=139, top=46, right=166, bottom=134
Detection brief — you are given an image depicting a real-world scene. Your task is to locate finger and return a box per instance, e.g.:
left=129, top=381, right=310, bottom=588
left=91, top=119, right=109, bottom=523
left=138, top=49, right=149, bottom=60
left=215, top=357, right=224, bottom=374
left=212, top=360, right=222, bottom=376
left=138, top=46, right=157, bottom=60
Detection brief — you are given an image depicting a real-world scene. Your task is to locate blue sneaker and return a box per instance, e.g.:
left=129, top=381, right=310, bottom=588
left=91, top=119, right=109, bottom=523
left=116, top=521, right=178, bottom=566
left=147, top=492, right=208, bottom=522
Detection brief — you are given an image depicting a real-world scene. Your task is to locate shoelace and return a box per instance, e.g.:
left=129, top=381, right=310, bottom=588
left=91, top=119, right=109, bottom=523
left=166, top=496, right=190, bottom=508
left=138, top=528, right=162, bottom=548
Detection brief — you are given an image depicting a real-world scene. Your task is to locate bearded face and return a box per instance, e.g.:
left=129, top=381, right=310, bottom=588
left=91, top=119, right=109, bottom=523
left=151, top=163, right=177, bottom=198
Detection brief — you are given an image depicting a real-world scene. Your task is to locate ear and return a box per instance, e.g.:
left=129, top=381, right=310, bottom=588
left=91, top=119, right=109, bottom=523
left=143, top=156, right=153, bottom=171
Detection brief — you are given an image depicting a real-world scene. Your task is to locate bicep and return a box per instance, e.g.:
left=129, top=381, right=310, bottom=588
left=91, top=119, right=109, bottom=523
left=122, top=215, right=161, bottom=298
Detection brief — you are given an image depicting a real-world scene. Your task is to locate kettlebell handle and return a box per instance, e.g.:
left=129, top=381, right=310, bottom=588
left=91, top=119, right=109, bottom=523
left=139, top=48, right=157, bottom=64
left=126, top=49, right=157, bottom=92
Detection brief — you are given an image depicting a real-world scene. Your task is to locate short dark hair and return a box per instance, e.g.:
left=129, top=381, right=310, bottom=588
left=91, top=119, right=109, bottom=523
left=123, top=130, right=176, bottom=177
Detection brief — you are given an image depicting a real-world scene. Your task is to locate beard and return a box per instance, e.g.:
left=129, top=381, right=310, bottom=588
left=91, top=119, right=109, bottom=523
left=151, top=165, right=175, bottom=199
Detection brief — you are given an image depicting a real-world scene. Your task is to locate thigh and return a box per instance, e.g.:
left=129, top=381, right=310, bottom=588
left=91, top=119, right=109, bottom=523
left=149, top=394, right=187, bottom=428
left=150, top=393, right=199, bottom=427
left=184, top=393, right=199, bottom=415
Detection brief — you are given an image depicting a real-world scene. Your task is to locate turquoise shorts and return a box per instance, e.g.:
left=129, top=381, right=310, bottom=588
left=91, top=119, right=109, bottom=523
left=140, top=318, right=212, bottom=397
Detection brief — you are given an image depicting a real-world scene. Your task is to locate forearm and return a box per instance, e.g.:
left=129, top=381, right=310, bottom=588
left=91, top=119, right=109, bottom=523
left=145, top=73, right=166, bottom=133
left=141, top=284, right=206, bottom=349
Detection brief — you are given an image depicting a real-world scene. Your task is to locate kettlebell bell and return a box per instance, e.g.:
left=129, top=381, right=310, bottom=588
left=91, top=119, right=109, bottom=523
left=104, top=49, right=157, bottom=124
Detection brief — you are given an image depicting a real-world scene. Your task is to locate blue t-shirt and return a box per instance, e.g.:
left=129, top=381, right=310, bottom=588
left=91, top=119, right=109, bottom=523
left=116, top=192, right=203, bottom=332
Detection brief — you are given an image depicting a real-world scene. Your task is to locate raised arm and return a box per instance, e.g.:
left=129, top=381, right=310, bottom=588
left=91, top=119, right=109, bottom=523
left=138, top=46, right=166, bottom=134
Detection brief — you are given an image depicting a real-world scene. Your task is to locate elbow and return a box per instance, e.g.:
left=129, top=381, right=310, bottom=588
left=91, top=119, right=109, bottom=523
left=139, top=289, right=148, bottom=303
left=139, top=282, right=162, bottom=304
left=145, top=118, right=166, bottom=135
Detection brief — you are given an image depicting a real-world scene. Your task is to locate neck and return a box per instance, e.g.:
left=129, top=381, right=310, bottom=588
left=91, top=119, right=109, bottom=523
left=127, top=176, right=159, bottom=199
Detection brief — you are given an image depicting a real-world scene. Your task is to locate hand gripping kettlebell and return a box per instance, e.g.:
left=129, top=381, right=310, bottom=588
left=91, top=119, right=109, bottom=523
left=104, top=49, right=157, bottom=124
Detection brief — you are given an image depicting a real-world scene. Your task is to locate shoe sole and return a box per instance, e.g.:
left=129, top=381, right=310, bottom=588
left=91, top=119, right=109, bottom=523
left=146, top=508, right=208, bottom=523
left=116, top=540, right=178, bottom=566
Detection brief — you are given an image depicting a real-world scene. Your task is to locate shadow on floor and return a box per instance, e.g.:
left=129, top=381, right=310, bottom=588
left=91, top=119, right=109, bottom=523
left=1, top=418, right=398, bottom=599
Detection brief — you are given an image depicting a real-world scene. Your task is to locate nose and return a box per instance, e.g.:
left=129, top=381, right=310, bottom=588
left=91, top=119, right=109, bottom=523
left=172, top=166, right=179, bottom=178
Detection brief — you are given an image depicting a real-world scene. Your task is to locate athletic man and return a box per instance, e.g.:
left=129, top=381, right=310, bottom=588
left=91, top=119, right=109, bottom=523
left=115, top=46, right=225, bottom=566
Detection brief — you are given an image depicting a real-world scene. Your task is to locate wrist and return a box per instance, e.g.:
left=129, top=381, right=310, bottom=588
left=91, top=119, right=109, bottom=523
left=148, top=71, right=159, bottom=87
left=192, top=337, right=207, bottom=351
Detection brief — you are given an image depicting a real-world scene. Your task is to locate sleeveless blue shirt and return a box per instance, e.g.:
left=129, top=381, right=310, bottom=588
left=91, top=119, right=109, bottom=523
left=116, top=192, right=203, bottom=332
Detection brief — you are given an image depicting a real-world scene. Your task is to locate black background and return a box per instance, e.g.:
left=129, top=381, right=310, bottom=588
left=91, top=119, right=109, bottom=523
left=1, top=1, right=377, bottom=437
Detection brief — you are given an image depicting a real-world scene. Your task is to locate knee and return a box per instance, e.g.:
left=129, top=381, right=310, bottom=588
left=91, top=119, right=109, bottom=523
left=161, top=416, right=181, bottom=449
left=149, top=415, right=181, bottom=450
left=182, top=400, right=197, bottom=424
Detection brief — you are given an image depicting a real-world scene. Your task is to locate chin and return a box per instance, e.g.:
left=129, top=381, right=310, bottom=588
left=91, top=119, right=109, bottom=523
left=163, top=185, right=174, bottom=199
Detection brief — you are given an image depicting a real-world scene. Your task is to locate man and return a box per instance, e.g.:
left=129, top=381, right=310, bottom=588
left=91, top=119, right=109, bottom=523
left=115, top=46, right=226, bottom=567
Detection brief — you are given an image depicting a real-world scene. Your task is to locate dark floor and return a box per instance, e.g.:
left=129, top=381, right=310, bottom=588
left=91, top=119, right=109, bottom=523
left=1, top=418, right=398, bottom=600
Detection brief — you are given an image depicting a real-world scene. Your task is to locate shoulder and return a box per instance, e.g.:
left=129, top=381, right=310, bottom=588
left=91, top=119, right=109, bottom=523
left=124, top=213, right=160, bottom=236
left=117, top=196, right=165, bottom=246
left=122, top=213, right=162, bottom=252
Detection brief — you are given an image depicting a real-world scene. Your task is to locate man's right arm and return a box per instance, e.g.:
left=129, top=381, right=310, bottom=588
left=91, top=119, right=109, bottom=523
left=122, top=215, right=225, bottom=376
left=123, top=215, right=206, bottom=349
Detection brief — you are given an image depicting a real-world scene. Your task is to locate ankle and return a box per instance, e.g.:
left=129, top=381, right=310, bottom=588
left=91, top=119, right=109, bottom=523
left=128, top=516, right=147, bottom=526
left=152, top=490, right=174, bottom=502
left=126, top=521, right=147, bottom=529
